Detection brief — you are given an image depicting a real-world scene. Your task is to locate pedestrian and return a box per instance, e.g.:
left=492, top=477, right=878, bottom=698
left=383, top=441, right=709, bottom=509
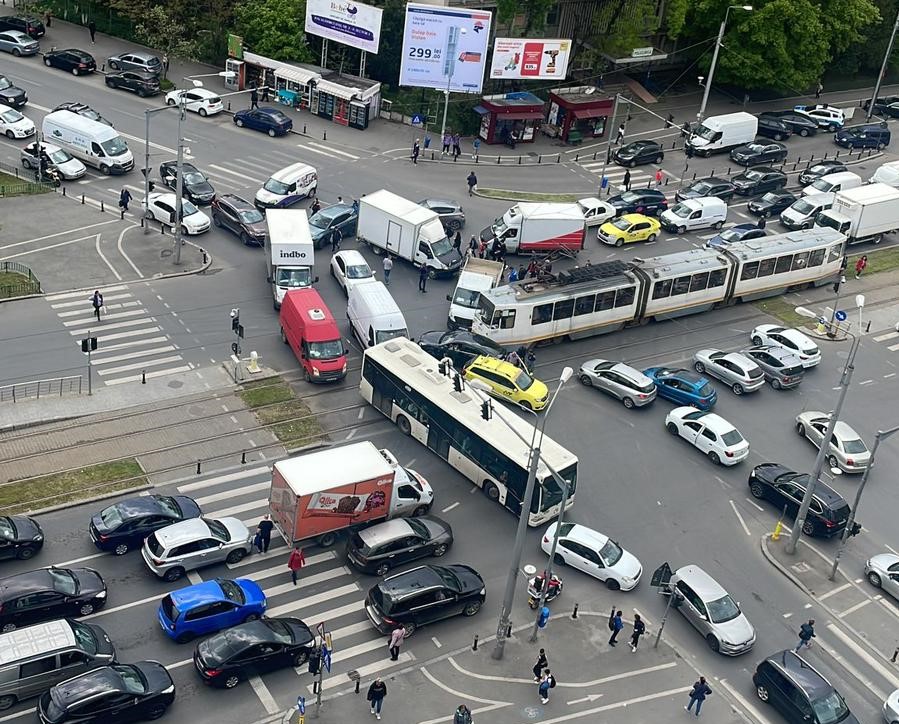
left=352, top=198, right=360, bottom=215
left=90, top=290, right=103, bottom=322
left=795, top=619, right=816, bottom=652
left=527, top=258, right=538, bottom=278
left=615, top=122, right=625, bottom=144
left=666, top=112, right=675, bottom=128
left=418, top=263, right=428, bottom=293
left=685, top=677, right=712, bottom=716
left=330, top=226, right=342, bottom=253
left=443, top=132, right=452, bottom=155
left=453, top=230, right=462, bottom=250
left=310, top=197, right=322, bottom=216
left=287, top=545, right=305, bottom=585
left=508, top=266, right=518, bottom=283
left=88, top=19, right=96, bottom=44
left=467, top=171, right=478, bottom=196
left=250, top=85, right=259, bottom=109
left=815, top=81, right=823, bottom=99
left=252, top=529, right=263, bottom=553
left=538, top=669, right=556, bottom=704
left=655, top=169, right=663, bottom=186
left=424, top=133, right=432, bottom=149
left=469, top=235, right=478, bottom=255
left=261, top=84, right=271, bottom=103
left=630, top=613, right=645, bottom=652
left=256, top=514, right=274, bottom=553
left=623, top=169, right=631, bottom=191
left=608, top=610, right=623, bottom=646
left=472, top=138, right=481, bottom=158
left=412, top=139, right=421, bottom=164
left=478, top=239, right=487, bottom=259
left=388, top=624, right=406, bottom=661
left=854, top=255, right=868, bottom=279
left=452, top=133, right=461, bottom=159
left=382, top=255, right=393, bottom=285
left=532, top=648, right=547, bottom=681
left=366, top=678, right=387, bottom=720
left=162, top=53, right=169, bottom=78
left=685, top=142, right=695, bottom=159
left=491, top=238, right=502, bottom=261
left=453, top=704, right=473, bottom=724
left=681, top=121, right=691, bottom=139
left=44, top=10, right=52, bottom=27
left=119, top=188, right=132, bottom=211
left=518, top=264, right=527, bottom=280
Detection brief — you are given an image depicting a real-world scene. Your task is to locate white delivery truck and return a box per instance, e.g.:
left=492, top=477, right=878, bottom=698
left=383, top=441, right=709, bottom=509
left=42, top=110, right=134, bottom=175
left=686, top=112, right=758, bottom=156
left=481, top=203, right=586, bottom=254
left=814, top=183, right=899, bottom=245
left=446, top=257, right=504, bottom=329
left=265, top=208, right=317, bottom=309
left=356, top=189, right=462, bottom=277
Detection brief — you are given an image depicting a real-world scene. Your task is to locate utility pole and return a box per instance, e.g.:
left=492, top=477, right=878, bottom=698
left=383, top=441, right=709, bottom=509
left=529, top=470, right=572, bottom=642
left=173, top=98, right=186, bottom=265
left=439, top=26, right=465, bottom=147
left=867, top=7, right=899, bottom=122
left=698, top=6, right=753, bottom=123
left=597, top=94, right=622, bottom=196
left=143, top=109, right=151, bottom=235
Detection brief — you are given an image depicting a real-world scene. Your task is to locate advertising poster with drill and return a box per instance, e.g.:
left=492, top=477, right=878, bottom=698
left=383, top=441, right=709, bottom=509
left=489, top=38, right=572, bottom=80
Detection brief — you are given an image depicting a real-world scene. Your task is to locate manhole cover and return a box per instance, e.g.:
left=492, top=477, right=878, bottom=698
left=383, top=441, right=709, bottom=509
left=168, top=380, right=183, bottom=389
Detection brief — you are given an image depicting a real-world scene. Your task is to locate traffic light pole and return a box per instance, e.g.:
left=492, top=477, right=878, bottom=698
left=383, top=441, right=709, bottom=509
left=86, top=331, right=93, bottom=395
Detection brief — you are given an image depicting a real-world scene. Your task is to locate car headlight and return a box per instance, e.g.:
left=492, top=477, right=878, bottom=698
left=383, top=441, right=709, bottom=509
left=95, top=590, right=107, bottom=598
left=32, top=534, right=43, bottom=542
left=161, top=684, right=175, bottom=695
left=312, top=367, right=321, bottom=376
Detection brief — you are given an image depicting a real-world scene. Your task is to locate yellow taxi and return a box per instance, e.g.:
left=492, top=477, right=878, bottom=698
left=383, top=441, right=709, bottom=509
left=463, top=355, right=549, bottom=410
left=597, top=213, right=661, bottom=247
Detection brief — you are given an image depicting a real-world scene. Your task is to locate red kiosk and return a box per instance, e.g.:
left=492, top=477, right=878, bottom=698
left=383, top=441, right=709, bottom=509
left=546, top=86, right=614, bottom=145
left=474, top=92, right=545, bottom=146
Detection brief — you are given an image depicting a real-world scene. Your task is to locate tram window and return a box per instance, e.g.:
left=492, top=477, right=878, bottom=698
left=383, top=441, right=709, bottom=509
left=553, top=299, right=575, bottom=320
left=652, top=279, right=672, bottom=299
left=792, top=252, right=810, bottom=270
left=595, top=291, right=616, bottom=311
left=774, top=255, right=792, bottom=274
left=741, top=262, right=760, bottom=280
left=689, top=272, right=709, bottom=292
left=499, top=310, right=516, bottom=329
left=532, top=303, right=553, bottom=325
left=827, top=244, right=841, bottom=262
left=671, top=276, right=691, bottom=296
left=709, top=269, right=727, bottom=287
left=809, top=248, right=826, bottom=267
left=614, top=286, right=636, bottom=307
left=758, top=258, right=777, bottom=277
left=574, top=295, right=595, bottom=316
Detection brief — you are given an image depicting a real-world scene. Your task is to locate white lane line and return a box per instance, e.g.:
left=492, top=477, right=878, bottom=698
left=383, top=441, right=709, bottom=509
left=52, top=293, right=133, bottom=309
left=186, top=571, right=203, bottom=585
left=7, top=224, right=121, bottom=257
left=442, top=502, right=460, bottom=513
left=63, top=309, right=147, bottom=326
left=431, top=636, right=442, bottom=648
left=57, top=300, right=142, bottom=317
left=838, top=599, right=872, bottom=617
left=729, top=500, right=751, bottom=536
left=0, top=707, right=35, bottom=722
left=305, top=142, right=359, bottom=160
left=318, top=653, right=415, bottom=692
left=104, top=365, right=193, bottom=385
left=207, top=163, right=265, bottom=185
left=873, top=331, right=899, bottom=342
left=265, top=585, right=361, bottom=618
left=68, top=318, right=156, bottom=336
left=96, top=355, right=184, bottom=376
left=91, top=346, right=177, bottom=365
left=53, top=552, right=107, bottom=567
left=745, top=498, right=765, bottom=512
left=177, top=466, right=271, bottom=493
left=195, top=480, right=270, bottom=506
left=817, top=582, right=852, bottom=601
left=718, top=678, right=776, bottom=724
left=821, top=625, right=894, bottom=696
left=230, top=550, right=334, bottom=573
left=305, top=601, right=367, bottom=629
left=90, top=337, right=169, bottom=354
left=95, top=327, right=161, bottom=343
left=262, top=568, right=353, bottom=598
left=300, top=144, right=355, bottom=160
left=888, top=342, right=899, bottom=352
left=208, top=497, right=269, bottom=520
left=249, top=676, right=280, bottom=715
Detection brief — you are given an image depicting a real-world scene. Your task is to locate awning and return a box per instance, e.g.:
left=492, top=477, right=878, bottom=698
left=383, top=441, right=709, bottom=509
left=496, top=110, right=544, bottom=121
left=315, top=79, right=359, bottom=101
left=572, top=108, right=606, bottom=120
left=473, top=105, right=489, bottom=115
left=275, top=66, right=320, bottom=85
left=243, top=51, right=281, bottom=70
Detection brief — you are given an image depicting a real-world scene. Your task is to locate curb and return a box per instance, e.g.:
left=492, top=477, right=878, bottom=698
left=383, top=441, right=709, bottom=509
left=473, top=189, right=591, bottom=203
left=759, top=533, right=816, bottom=597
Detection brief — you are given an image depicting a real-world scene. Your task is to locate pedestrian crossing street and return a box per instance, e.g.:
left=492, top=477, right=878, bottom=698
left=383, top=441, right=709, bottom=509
left=579, top=161, right=654, bottom=191
left=46, top=284, right=192, bottom=386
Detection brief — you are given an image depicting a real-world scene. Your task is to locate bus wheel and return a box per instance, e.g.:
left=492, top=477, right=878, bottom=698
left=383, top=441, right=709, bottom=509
left=483, top=482, right=499, bottom=501
left=396, top=414, right=411, bottom=435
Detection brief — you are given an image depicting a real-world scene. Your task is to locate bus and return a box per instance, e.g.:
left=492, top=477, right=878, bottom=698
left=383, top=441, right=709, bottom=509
left=360, top=338, right=577, bottom=526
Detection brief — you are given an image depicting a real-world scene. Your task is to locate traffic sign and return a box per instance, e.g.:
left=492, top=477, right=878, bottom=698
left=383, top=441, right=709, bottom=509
left=297, top=696, right=305, bottom=715
left=835, top=310, right=847, bottom=322
left=411, top=114, right=424, bottom=126
left=321, top=643, right=332, bottom=673
left=650, top=561, right=672, bottom=587
left=316, top=622, right=325, bottom=639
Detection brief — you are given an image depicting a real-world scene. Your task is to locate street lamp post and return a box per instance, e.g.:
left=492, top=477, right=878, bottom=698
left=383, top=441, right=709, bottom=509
left=867, top=7, right=899, bottom=122
left=597, top=93, right=623, bottom=196
left=529, top=470, right=572, bottom=643
left=697, top=5, right=753, bottom=123
left=829, top=424, right=899, bottom=580
left=173, top=98, right=187, bottom=265
left=787, top=307, right=860, bottom=555
left=438, top=27, right=466, bottom=148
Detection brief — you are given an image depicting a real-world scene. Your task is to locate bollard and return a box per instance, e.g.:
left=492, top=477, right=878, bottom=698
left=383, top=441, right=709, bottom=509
left=303, top=124, right=307, bottom=134
left=141, top=370, right=146, bottom=384
left=100, top=200, right=104, bottom=212
left=726, top=167, right=731, bottom=176
left=62, top=186, right=66, bottom=196
left=101, top=63, right=105, bottom=72
left=665, top=177, right=669, bottom=185
left=496, top=155, right=501, bottom=164
left=556, top=153, right=561, bottom=163
left=81, top=194, right=85, bottom=204
left=792, top=162, right=798, bottom=171
left=536, top=155, right=540, bottom=164
left=505, top=622, right=512, bottom=638
left=592, top=151, right=597, bottom=161
left=574, top=154, right=579, bottom=162
left=202, top=249, right=208, bottom=264
left=196, top=461, right=201, bottom=475
left=354, top=678, right=361, bottom=694
left=227, top=101, right=231, bottom=111
left=430, top=151, right=435, bottom=161
left=866, top=320, right=872, bottom=333
left=161, top=223, right=165, bottom=234
left=692, top=172, right=697, bottom=181
left=323, top=131, right=327, bottom=141
left=140, top=217, right=144, bottom=228
left=241, top=450, right=247, bottom=464
left=472, top=634, right=479, bottom=651
left=518, top=155, right=522, bottom=165
left=475, top=154, right=479, bottom=164
left=572, top=603, right=579, bottom=619
left=892, top=647, right=898, bottom=663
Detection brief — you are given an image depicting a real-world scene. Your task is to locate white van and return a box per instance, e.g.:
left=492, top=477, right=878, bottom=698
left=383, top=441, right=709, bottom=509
left=41, top=110, right=134, bottom=175
left=870, top=160, right=899, bottom=188
left=659, top=197, right=727, bottom=234
left=801, top=171, right=862, bottom=197
left=347, top=281, right=408, bottom=349
left=254, top=162, right=318, bottom=210
left=780, top=193, right=833, bottom=230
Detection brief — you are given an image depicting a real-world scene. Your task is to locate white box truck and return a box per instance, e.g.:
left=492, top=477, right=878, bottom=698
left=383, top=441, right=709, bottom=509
left=481, top=203, right=586, bottom=254
left=446, top=257, right=504, bottom=329
left=356, top=189, right=462, bottom=277
left=42, top=110, right=134, bottom=175
left=870, top=160, right=899, bottom=188
left=814, top=182, right=899, bottom=245
left=265, top=209, right=317, bottom=309
left=686, top=112, right=758, bottom=156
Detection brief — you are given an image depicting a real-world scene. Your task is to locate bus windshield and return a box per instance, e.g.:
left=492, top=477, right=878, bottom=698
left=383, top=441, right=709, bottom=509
left=538, top=462, right=577, bottom=512
left=478, top=296, right=497, bottom=326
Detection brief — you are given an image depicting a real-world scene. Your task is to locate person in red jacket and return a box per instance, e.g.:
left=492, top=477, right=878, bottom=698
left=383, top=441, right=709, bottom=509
left=287, top=545, right=306, bottom=586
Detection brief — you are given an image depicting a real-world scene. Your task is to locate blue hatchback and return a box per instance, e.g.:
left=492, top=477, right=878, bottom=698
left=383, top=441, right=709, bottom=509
left=233, top=107, right=293, bottom=137
left=642, top=367, right=717, bottom=410
left=158, top=578, right=266, bottom=643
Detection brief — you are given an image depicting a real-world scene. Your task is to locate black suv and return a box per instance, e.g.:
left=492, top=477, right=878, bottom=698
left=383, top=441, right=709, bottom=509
left=365, top=564, right=485, bottom=635
left=211, top=193, right=267, bottom=245
left=748, top=463, right=851, bottom=537
left=347, top=516, right=453, bottom=576
left=613, top=140, right=664, bottom=167
left=753, top=650, right=859, bottom=724
left=0, top=15, right=44, bottom=39
left=105, top=70, right=160, bottom=97
left=675, top=177, right=735, bottom=203
left=756, top=115, right=792, bottom=141
left=607, top=189, right=669, bottom=216
left=798, top=160, right=847, bottom=186
left=0, top=74, right=26, bottom=109
left=43, top=48, right=97, bottom=75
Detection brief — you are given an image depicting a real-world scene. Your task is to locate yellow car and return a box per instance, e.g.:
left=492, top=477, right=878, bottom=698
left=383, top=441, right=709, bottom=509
left=463, top=355, right=549, bottom=410
left=597, top=213, right=661, bottom=247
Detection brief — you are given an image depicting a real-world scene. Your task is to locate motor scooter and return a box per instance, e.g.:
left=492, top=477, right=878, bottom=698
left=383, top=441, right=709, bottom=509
left=527, top=574, right=562, bottom=610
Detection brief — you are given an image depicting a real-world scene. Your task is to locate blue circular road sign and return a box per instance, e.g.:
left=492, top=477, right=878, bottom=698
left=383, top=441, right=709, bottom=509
left=835, top=310, right=847, bottom=322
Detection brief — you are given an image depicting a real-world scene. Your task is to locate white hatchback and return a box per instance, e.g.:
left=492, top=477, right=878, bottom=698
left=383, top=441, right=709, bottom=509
left=330, top=249, right=374, bottom=296
left=665, top=407, right=749, bottom=465
left=577, top=197, right=616, bottom=228
left=542, top=522, right=642, bottom=591
left=750, top=324, right=821, bottom=368
left=165, top=88, right=224, bottom=117
left=143, top=192, right=211, bottom=235
left=0, top=103, right=35, bottom=138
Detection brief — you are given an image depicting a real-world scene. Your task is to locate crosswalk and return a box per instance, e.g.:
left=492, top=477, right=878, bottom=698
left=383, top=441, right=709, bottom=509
left=46, top=284, right=192, bottom=386
left=579, top=161, right=653, bottom=191
left=872, top=328, right=899, bottom=352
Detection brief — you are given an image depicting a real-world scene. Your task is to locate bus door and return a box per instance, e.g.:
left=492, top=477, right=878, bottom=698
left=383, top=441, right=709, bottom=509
left=427, top=425, right=450, bottom=459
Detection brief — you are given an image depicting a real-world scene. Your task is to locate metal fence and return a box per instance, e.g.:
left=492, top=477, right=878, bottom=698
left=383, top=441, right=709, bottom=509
left=0, top=261, right=41, bottom=299
left=0, top=376, right=83, bottom=403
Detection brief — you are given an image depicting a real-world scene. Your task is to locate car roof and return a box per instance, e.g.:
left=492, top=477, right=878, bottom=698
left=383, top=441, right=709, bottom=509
left=218, top=193, right=253, bottom=210
left=831, top=421, right=861, bottom=441
left=118, top=70, right=157, bottom=79
left=764, top=650, right=834, bottom=696
left=1, top=29, right=30, bottom=39
left=107, top=495, right=169, bottom=519
left=469, top=355, right=518, bottom=377
left=53, top=666, right=127, bottom=704
left=357, top=519, right=415, bottom=546
left=563, top=523, right=609, bottom=549
left=169, top=579, right=229, bottom=607
left=315, top=203, right=353, bottom=220
left=379, top=565, right=447, bottom=595
left=606, top=361, right=649, bottom=382
left=335, top=249, right=367, bottom=266
left=421, top=198, right=459, bottom=208
left=658, top=367, right=704, bottom=384
left=720, top=352, right=754, bottom=368
left=692, top=177, right=730, bottom=186
left=0, top=569, right=55, bottom=599
left=154, top=517, right=211, bottom=546
left=749, top=345, right=802, bottom=363
left=687, top=411, right=736, bottom=434
left=674, top=565, right=728, bottom=600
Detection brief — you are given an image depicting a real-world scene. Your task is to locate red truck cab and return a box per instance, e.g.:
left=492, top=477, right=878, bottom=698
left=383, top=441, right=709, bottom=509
left=279, top=288, right=347, bottom=383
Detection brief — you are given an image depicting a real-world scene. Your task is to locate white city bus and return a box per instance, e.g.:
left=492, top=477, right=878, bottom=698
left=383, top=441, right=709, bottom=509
left=360, top=338, right=577, bottom=526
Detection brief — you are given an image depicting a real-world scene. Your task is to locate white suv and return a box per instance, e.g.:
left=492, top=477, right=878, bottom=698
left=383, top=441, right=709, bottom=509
left=793, top=104, right=846, bottom=131
left=165, top=88, right=224, bottom=117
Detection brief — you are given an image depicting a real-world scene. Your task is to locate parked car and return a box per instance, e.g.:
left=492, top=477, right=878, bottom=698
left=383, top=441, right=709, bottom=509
left=0, top=104, right=34, bottom=138
left=90, top=494, right=201, bottom=556
left=692, top=349, right=764, bottom=395
left=159, top=161, right=215, bottom=205
left=141, top=517, right=253, bottom=581
left=0, top=567, right=107, bottom=632
left=158, top=578, right=266, bottom=642
left=418, top=198, right=465, bottom=231
left=597, top=213, right=660, bottom=247
left=741, top=346, right=805, bottom=389
left=731, top=167, right=788, bottom=196
left=577, top=359, right=656, bottom=408
left=665, top=407, right=749, bottom=465
left=53, top=102, right=111, bottom=126
left=309, top=202, right=358, bottom=249
left=233, top=107, right=292, bottom=136
left=748, top=463, right=851, bottom=537
left=750, top=325, right=821, bottom=368
left=798, top=160, right=847, bottom=186
left=21, top=142, right=86, bottom=180
left=763, top=110, right=819, bottom=136
left=755, top=115, right=792, bottom=141
left=675, top=177, right=735, bottom=203
left=463, top=355, right=548, bottom=410
left=364, top=564, right=485, bottom=635
left=864, top=553, right=899, bottom=600
left=38, top=662, right=176, bottom=723
left=577, top=197, right=616, bottom=228
left=730, top=142, right=788, bottom=166
left=0, top=75, right=26, bottom=108
left=607, top=189, right=669, bottom=217
left=613, top=140, right=664, bottom=167
left=106, top=51, right=161, bottom=74
left=0, top=515, right=43, bottom=560
left=747, top=190, right=797, bottom=217
left=542, top=522, right=642, bottom=591
left=795, top=412, right=870, bottom=473
left=194, top=617, right=315, bottom=689
left=0, top=15, right=44, bottom=39
left=105, top=70, right=160, bottom=98
left=43, top=48, right=96, bottom=76
left=165, top=87, right=223, bottom=116
left=834, top=122, right=891, bottom=150
left=347, top=517, right=453, bottom=576
left=642, top=367, right=717, bottom=410
left=706, top=223, right=767, bottom=249
left=330, top=249, right=374, bottom=296
left=417, top=330, right=508, bottom=370
left=793, top=104, right=846, bottom=131
left=0, top=29, right=39, bottom=56
left=211, top=193, right=266, bottom=246
left=866, top=96, right=899, bottom=118
left=666, top=565, right=756, bottom=654
left=142, top=193, right=211, bottom=235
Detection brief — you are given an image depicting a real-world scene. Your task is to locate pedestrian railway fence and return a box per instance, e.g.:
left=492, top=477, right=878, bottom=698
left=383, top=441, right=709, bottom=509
left=0, top=376, right=84, bottom=404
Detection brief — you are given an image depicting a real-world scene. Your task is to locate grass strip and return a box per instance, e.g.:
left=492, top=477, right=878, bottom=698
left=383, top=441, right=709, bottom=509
left=0, top=170, right=51, bottom=196
left=477, top=188, right=587, bottom=203
left=752, top=296, right=810, bottom=327
left=239, top=378, right=326, bottom=448
left=849, top=245, right=899, bottom=274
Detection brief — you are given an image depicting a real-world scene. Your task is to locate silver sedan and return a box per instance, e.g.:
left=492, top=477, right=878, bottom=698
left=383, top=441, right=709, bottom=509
left=692, top=349, right=765, bottom=395
left=795, top=412, right=870, bottom=473
left=865, top=553, right=899, bottom=601
left=0, top=30, right=39, bottom=56
left=578, top=359, right=657, bottom=408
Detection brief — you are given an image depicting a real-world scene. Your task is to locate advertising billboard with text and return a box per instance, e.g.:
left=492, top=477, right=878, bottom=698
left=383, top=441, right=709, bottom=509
left=489, top=38, right=571, bottom=80
left=305, top=0, right=384, bottom=55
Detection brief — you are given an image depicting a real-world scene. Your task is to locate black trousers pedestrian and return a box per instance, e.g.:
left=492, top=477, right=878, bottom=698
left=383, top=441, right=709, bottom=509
left=532, top=662, right=544, bottom=679
left=291, top=569, right=299, bottom=585
left=609, top=629, right=620, bottom=645
left=630, top=632, right=642, bottom=649
left=260, top=534, right=271, bottom=553
left=93, top=305, right=101, bottom=321
left=389, top=645, right=400, bottom=661
left=418, top=275, right=427, bottom=292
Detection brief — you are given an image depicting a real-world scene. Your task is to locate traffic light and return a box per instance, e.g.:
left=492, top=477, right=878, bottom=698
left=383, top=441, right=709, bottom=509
left=848, top=522, right=862, bottom=537
left=308, top=649, right=321, bottom=674
left=481, top=399, right=492, bottom=421
left=537, top=606, right=550, bottom=628
left=231, top=308, right=240, bottom=332
left=438, top=359, right=450, bottom=377
left=80, top=337, right=98, bottom=353
left=453, top=373, right=463, bottom=393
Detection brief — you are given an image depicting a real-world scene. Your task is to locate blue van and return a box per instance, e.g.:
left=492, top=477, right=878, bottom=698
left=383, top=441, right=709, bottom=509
left=835, top=122, right=891, bottom=150
left=158, top=578, right=266, bottom=643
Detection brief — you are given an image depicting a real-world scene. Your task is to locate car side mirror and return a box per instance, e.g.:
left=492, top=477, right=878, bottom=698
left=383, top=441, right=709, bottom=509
left=343, top=347, right=349, bottom=356
left=446, top=294, right=452, bottom=302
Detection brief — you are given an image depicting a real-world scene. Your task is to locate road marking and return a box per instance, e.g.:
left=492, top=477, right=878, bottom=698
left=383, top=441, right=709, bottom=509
left=207, top=163, right=265, bottom=185
left=1, top=234, right=107, bottom=261
left=195, top=480, right=270, bottom=505
left=6, top=225, right=121, bottom=256
left=718, top=678, right=776, bottom=724
left=745, top=498, right=765, bottom=512
left=431, top=636, right=442, bottom=648
left=53, top=552, right=107, bottom=567
left=817, top=582, right=852, bottom=600
left=416, top=667, right=509, bottom=721
left=265, top=585, right=361, bottom=618
left=178, top=465, right=271, bottom=493
left=209, top=497, right=271, bottom=519
left=821, top=625, right=895, bottom=696
left=97, top=355, right=184, bottom=376
left=533, top=687, right=687, bottom=723
left=567, top=694, right=603, bottom=706
left=305, top=141, right=359, bottom=160
left=729, top=500, right=751, bottom=535
left=228, top=549, right=336, bottom=570
left=446, top=656, right=678, bottom=688
left=317, top=652, right=415, bottom=692
left=63, top=309, right=147, bottom=327
left=58, top=300, right=142, bottom=317
left=186, top=571, right=203, bottom=585
left=249, top=675, right=280, bottom=715
left=873, top=331, right=899, bottom=342
left=0, top=707, right=35, bottom=722
left=246, top=567, right=350, bottom=593
left=68, top=317, right=156, bottom=336
left=442, top=502, right=460, bottom=513
left=90, top=337, right=170, bottom=354
left=91, top=347, right=177, bottom=366
left=888, top=342, right=899, bottom=352
left=94, top=326, right=161, bottom=343
left=837, top=599, right=872, bottom=617
left=51, top=293, right=133, bottom=309
left=105, top=365, right=193, bottom=385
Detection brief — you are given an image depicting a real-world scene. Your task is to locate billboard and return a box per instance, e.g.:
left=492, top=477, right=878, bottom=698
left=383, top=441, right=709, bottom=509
left=305, top=0, right=384, bottom=55
left=399, top=3, right=492, bottom=93
left=490, top=38, right=571, bottom=80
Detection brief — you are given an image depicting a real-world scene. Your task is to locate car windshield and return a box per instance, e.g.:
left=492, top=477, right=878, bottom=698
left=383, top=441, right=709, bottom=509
left=183, top=171, right=206, bottom=185
left=721, top=430, right=744, bottom=446
left=155, top=496, right=180, bottom=516
left=434, top=566, right=464, bottom=592
left=1, top=108, right=23, bottom=123
left=346, top=263, right=372, bottom=280
left=599, top=539, right=623, bottom=566
left=744, top=170, right=765, bottom=180
left=811, top=690, right=851, bottom=724
left=692, top=182, right=713, bottom=193
left=431, top=237, right=453, bottom=256
left=114, top=665, right=148, bottom=694
left=263, top=178, right=290, bottom=195
left=718, top=228, right=742, bottom=242
left=760, top=192, right=781, bottom=202
left=0, top=517, right=13, bottom=540
left=262, top=618, right=295, bottom=643
left=611, top=217, right=632, bottom=231
left=451, top=287, right=481, bottom=309
left=743, top=144, right=763, bottom=153
left=49, top=568, right=78, bottom=595
left=308, top=213, right=332, bottom=229
left=276, top=267, right=312, bottom=288
left=205, top=518, right=229, bottom=541
left=811, top=179, right=832, bottom=191
left=238, top=208, right=264, bottom=224
left=842, top=438, right=867, bottom=453
left=48, top=149, right=73, bottom=164
left=697, top=383, right=713, bottom=397
left=70, top=621, right=99, bottom=655
left=307, top=340, right=344, bottom=360
left=669, top=203, right=692, bottom=218
left=217, top=579, right=246, bottom=604
left=791, top=199, right=816, bottom=214
left=0, top=77, right=12, bottom=90
left=514, top=368, right=535, bottom=390
left=707, top=594, right=741, bottom=623
left=374, top=329, right=407, bottom=345
left=100, top=136, right=129, bottom=157
left=181, top=200, right=199, bottom=216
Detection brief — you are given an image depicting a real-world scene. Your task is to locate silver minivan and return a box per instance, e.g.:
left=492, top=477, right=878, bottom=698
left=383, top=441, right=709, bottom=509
left=0, top=619, right=115, bottom=711
left=141, top=517, right=253, bottom=582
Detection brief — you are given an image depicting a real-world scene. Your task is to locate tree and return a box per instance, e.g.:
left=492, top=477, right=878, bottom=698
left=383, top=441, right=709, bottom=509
left=134, top=5, right=201, bottom=63
left=495, top=0, right=555, bottom=34
left=232, top=0, right=314, bottom=62
left=366, top=0, right=406, bottom=88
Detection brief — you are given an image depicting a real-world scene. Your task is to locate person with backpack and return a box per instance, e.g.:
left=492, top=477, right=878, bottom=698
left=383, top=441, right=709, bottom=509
left=532, top=648, right=547, bottom=681
left=630, top=613, right=646, bottom=652
left=685, top=676, right=712, bottom=716
left=538, top=669, right=556, bottom=704
left=453, top=704, right=473, bottom=724
left=608, top=609, right=623, bottom=646
left=795, top=619, right=816, bottom=652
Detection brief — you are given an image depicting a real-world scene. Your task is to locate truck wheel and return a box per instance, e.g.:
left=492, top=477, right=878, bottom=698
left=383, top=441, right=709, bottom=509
left=317, top=532, right=337, bottom=547
left=396, top=414, right=411, bottom=435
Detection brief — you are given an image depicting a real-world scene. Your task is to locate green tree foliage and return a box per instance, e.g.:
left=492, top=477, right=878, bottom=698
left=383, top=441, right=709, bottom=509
left=567, top=0, right=659, bottom=72
left=496, top=0, right=555, bottom=34
left=232, top=0, right=314, bottom=62
left=365, top=0, right=405, bottom=88
left=134, top=5, right=201, bottom=62
left=832, top=0, right=899, bottom=75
